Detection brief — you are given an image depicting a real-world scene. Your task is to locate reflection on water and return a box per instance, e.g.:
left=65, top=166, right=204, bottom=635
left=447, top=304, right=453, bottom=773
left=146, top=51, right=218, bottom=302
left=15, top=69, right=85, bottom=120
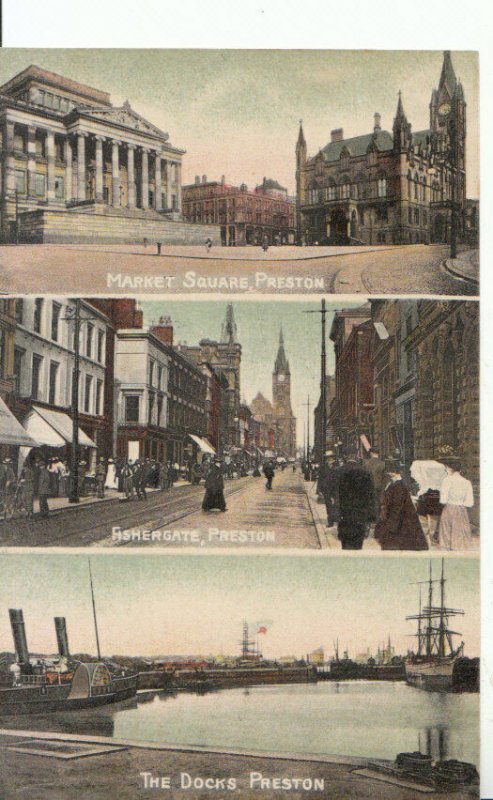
left=0, top=682, right=479, bottom=766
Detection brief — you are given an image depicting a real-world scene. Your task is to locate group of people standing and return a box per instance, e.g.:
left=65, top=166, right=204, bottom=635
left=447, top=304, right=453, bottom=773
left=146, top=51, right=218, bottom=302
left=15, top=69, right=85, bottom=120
left=317, top=449, right=475, bottom=552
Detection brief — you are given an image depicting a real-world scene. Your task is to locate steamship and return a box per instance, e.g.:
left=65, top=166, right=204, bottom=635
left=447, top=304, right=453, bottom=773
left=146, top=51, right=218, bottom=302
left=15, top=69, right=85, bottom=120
left=0, top=564, right=138, bottom=715
left=405, top=559, right=464, bottom=692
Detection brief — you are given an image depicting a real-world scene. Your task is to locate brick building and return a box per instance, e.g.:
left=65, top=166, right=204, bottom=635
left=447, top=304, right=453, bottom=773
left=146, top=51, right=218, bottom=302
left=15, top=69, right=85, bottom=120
left=313, top=374, right=336, bottom=461
left=296, top=51, right=467, bottom=246
left=182, top=175, right=295, bottom=246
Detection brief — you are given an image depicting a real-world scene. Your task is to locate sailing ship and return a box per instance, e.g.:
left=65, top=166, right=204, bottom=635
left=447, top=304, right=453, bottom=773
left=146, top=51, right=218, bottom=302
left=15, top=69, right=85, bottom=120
left=405, top=559, right=464, bottom=691
left=0, top=561, right=138, bottom=714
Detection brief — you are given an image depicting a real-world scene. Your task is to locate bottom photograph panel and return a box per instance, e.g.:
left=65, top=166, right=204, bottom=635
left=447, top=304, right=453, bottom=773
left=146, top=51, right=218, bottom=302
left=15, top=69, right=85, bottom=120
left=0, top=553, right=479, bottom=799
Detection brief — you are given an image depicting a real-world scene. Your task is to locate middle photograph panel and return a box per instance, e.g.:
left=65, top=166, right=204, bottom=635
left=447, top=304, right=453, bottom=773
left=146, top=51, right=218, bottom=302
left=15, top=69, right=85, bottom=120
left=2, top=296, right=479, bottom=552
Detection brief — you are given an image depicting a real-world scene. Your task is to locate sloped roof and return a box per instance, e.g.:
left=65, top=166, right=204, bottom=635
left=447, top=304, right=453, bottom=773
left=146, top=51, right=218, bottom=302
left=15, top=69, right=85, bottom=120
left=318, top=130, right=394, bottom=163
left=412, top=129, right=431, bottom=148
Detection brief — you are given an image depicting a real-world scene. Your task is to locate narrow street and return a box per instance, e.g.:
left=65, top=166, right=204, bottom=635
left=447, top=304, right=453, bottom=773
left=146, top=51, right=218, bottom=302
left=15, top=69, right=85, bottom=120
left=0, top=469, right=321, bottom=549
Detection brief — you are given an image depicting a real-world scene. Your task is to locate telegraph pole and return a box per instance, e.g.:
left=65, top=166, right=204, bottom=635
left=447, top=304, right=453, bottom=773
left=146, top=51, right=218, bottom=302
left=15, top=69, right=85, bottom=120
left=303, top=395, right=311, bottom=463
left=69, top=300, right=81, bottom=503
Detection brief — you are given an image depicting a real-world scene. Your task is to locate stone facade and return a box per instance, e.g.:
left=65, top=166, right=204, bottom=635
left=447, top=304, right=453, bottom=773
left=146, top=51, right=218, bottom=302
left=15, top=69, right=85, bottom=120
left=183, top=175, right=295, bottom=246
left=296, top=52, right=467, bottom=246
left=0, top=65, right=219, bottom=244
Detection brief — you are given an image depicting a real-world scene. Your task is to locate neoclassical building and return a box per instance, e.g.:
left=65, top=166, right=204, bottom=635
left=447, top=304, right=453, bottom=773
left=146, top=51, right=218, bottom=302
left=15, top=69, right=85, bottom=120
left=296, top=51, right=467, bottom=246
left=0, top=65, right=219, bottom=244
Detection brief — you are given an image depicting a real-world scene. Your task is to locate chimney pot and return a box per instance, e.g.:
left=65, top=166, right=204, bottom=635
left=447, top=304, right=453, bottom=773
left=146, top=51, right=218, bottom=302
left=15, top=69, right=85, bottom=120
left=374, top=112, right=381, bottom=132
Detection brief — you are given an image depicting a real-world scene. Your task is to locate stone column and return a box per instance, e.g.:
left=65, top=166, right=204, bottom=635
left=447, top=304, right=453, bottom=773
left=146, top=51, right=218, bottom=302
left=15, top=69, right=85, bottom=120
left=111, top=140, right=121, bottom=206
left=95, top=135, right=104, bottom=202
left=46, top=130, right=56, bottom=202
left=176, top=161, right=182, bottom=213
left=141, top=148, right=149, bottom=209
left=166, top=160, right=173, bottom=211
left=127, top=145, right=136, bottom=208
left=3, top=119, right=16, bottom=196
left=27, top=126, right=37, bottom=198
left=154, top=153, right=162, bottom=210
left=64, top=137, right=73, bottom=202
left=76, top=132, right=86, bottom=201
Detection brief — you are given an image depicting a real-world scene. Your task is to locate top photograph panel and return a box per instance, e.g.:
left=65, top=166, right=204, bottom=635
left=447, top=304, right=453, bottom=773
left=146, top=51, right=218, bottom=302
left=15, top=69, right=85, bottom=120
left=0, top=49, right=479, bottom=296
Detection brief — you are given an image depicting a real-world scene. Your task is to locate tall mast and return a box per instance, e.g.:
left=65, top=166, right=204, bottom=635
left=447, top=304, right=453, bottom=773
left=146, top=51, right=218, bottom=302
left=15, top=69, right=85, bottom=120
left=427, top=561, right=433, bottom=656
left=417, top=586, right=422, bottom=655
left=88, top=559, right=102, bottom=660
left=439, top=558, right=446, bottom=657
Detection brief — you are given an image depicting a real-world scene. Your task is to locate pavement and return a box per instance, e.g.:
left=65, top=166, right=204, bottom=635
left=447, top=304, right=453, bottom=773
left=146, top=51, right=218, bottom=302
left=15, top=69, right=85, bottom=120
left=0, top=242, right=479, bottom=295
left=0, top=729, right=475, bottom=800
left=443, top=248, right=479, bottom=285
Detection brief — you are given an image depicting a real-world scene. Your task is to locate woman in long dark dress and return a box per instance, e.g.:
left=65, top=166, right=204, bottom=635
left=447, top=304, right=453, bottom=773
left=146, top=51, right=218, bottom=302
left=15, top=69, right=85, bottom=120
left=202, top=462, right=227, bottom=512
left=375, top=461, right=429, bottom=551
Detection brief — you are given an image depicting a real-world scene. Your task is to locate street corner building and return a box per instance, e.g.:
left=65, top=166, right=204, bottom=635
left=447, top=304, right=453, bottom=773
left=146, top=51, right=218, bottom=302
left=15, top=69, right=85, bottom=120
left=0, top=65, right=220, bottom=245
left=296, top=51, right=475, bottom=247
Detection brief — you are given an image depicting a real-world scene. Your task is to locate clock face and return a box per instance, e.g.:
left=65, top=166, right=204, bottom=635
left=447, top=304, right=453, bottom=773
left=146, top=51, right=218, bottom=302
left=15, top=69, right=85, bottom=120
left=278, top=373, right=285, bottom=382
left=438, top=102, right=451, bottom=117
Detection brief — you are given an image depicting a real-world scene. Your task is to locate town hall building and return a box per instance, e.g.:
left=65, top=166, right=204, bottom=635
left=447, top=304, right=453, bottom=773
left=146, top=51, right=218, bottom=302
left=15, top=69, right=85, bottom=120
left=0, top=65, right=219, bottom=244
left=296, top=51, right=468, bottom=246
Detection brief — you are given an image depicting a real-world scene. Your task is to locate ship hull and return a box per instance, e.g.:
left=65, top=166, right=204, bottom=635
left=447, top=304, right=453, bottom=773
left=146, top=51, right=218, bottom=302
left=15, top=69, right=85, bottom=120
left=405, top=658, right=456, bottom=692
left=0, top=676, right=138, bottom=716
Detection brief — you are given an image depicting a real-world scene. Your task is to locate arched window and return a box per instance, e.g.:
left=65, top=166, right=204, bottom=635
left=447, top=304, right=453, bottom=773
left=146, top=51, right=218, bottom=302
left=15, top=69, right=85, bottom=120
left=414, top=176, right=419, bottom=200
left=340, top=177, right=351, bottom=200
left=377, top=176, right=387, bottom=198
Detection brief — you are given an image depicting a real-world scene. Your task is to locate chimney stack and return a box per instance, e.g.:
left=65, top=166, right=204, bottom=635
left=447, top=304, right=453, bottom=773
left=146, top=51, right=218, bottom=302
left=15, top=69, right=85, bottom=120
left=202, top=174, right=207, bottom=184
left=194, top=175, right=200, bottom=185
left=221, top=175, right=225, bottom=185
left=150, top=315, right=174, bottom=346
left=9, top=609, right=30, bottom=666
left=54, top=617, right=70, bottom=660
left=331, top=128, right=343, bottom=143
left=374, top=112, right=381, bottom=132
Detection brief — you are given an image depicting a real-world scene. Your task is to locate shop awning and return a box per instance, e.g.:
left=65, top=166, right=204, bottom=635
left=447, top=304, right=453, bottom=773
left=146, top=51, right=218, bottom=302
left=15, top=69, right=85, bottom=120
left=0, top=397, right=40, bottom=447
left=23, top=405, right=97, bottom=449
left=188, top=434, right=216, bottom=455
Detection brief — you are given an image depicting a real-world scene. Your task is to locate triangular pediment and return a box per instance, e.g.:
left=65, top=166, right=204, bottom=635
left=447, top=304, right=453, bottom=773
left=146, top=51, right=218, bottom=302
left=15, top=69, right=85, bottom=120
left=78, top=101, right=169, bottom=141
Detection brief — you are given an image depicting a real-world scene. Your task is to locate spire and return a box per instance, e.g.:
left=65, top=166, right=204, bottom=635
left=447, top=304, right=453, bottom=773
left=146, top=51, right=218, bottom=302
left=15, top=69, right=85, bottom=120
left=394, top=90, right=407, bottom=123
left=274, top=327, right=289, bottom=373
left=220, top=304, right=238, bottom=344
left=393, top=91, right=412, bottom=152
left=438, top=50, right=457, bottom=97
left=297, top=119, right=306, bottom=147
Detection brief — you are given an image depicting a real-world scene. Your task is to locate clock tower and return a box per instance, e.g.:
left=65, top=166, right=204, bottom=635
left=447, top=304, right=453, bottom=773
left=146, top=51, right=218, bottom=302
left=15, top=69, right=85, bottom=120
left=272, top=328, right=296, bottom=458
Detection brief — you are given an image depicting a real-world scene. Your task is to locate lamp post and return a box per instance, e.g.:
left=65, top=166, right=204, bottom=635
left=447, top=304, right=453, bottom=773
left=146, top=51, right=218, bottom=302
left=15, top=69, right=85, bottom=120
left=305, top=300, right=329, bottom=462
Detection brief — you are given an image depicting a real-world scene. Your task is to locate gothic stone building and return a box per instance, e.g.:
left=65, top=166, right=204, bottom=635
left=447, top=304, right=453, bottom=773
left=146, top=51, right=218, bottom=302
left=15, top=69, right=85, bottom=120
left=296, top=51, right=466, bottom=246
left=250, top=331, right=296, bottom=459
left=0, top=65, right=219, bottom=244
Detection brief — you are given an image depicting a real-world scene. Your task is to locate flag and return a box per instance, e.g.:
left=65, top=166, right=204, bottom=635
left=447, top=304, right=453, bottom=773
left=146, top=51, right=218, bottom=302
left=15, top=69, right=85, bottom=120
left=257, top=625, right=268, bottom=634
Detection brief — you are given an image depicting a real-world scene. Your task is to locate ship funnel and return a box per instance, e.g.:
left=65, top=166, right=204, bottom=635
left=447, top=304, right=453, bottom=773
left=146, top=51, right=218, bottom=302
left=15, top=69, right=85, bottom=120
left=54, top=617, right=70, bottom=659
left=8, top=609, right=30, bottom=665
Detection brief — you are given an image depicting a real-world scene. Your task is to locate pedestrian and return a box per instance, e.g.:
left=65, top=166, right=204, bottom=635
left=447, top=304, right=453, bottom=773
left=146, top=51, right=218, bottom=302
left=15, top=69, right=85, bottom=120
left=263, top=461, right=275, bottom=490
left=159, top=460, right=169, bottom=490
left=122, top=461, right=135, bottom=499
left=48, top=457, right=59, bottom=497
left=337, top=458, right=376, bottom=550
left=317, top=454, right=339, bottom=527
left=38, top=462, right=51, bottom=518
left=261, top=234, right=269, bottom=253
left=202, top=460, right=227, bottom=512
left=364, top=448, right=387, bottom=522
left=205, top=237, right=213, bottom=253
left=78, top=461, right=87, bottom=497
left=374, top=460, right=429, bottom=551
left=411, top=459, right=447, bottom=546
left=252, top=464, right=261, bottom=477
left=105, top=458, right=119, bottom=491
left=438, top=457, right=474, bottom=550
left=95, top=457, right=106, bottom=499
left=19, top=463, right=34, bottom=518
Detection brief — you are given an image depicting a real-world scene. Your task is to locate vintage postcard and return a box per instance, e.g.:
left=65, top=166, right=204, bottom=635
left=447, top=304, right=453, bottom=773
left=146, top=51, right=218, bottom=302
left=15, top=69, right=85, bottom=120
left=0, top=40, right=483, bottom=800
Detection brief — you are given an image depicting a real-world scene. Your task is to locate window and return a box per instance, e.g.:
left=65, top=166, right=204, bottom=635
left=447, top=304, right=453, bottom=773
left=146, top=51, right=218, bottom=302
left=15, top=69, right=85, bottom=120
left=32, top=354, right=43, bottom=400
left=14, top=129, right=27, bottom=153
left=51, top=302, right=61, bottom=341
left=48, top=361, right=59, bottom=405
left=86, top=323, right=93, bottom=358
left=414, top=208, right=420, bottom=225
left=13, top=348, right=24, bottom=395
left=408, top=208, right=413, bottom=225
left=377, top=177, right=387, bottom=198
left=34, top=298, right=43, bottom=333
left=54, top=177, right=64, bottom=199
left=157, top=365, right=162, bottom=390
left=149, top=360, right=155, bottom=387
left=84, top=374, right=93, bottom=413
left=34, top=173, right=46, bottom=197
left=15, top=299, right=24, bottom=325
left=97, top=329, right=105, bottom=363
left=35, top=136, right=45, bottom=158
left=148, top=392, right=155, bottom=425
left=157, top=394, right=163, bottom=426
left=15, top=169, right=26, bottom=194
left=340, top=182, right=350, bottom=200
left=125, top=395, right=140, bottom=423
left=95, top=379, right=103, bottom=415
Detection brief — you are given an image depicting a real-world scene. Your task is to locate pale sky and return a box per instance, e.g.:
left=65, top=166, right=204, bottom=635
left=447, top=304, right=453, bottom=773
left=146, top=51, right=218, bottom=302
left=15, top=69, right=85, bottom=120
left=141, top=298, right=363, bottom=447
left=0, top=49, right=479, bottom=197
left=0, top=554, right=479, bottom=660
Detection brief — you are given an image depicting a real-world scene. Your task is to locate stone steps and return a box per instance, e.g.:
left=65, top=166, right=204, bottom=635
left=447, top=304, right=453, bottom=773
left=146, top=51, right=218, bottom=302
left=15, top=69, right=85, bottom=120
left=18, top=209, right=222, bottom=246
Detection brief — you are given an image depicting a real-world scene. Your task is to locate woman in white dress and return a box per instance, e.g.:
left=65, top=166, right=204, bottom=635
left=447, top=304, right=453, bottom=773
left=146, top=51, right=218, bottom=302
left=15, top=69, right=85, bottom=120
left=438, top=458, right=474, bottom=550
left=105, top=458, right=119, bottom=490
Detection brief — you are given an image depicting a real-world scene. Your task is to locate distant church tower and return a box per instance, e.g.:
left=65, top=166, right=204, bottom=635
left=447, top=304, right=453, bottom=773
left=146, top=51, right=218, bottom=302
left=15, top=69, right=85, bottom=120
left=295, top=121, right=307, bottom=244
left=272, top=328, right=296, bottom=457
